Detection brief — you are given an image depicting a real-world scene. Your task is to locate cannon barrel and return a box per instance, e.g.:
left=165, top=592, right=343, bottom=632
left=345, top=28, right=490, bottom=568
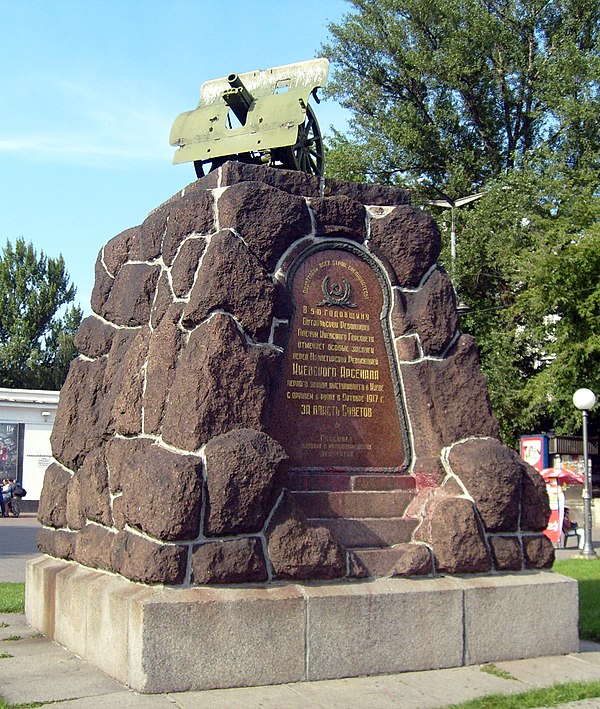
left=222, top=73, right=254, bottom=125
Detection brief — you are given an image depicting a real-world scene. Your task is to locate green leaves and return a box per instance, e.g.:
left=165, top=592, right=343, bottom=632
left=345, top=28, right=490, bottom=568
left=322, top=0, right=600, bottom=192
left=321, top=0, right=600, bottom=444
left=0, top=238, right=81, bottom=390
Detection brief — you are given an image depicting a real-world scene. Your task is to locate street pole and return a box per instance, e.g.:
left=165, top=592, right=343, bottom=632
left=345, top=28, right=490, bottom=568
left=417, top=182, right=485, bottom=314
left=573, top=388, right=597, bottom=559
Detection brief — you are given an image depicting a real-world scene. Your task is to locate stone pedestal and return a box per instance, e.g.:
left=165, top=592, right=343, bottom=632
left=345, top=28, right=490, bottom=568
left=26, top=556, right=579, bottom=694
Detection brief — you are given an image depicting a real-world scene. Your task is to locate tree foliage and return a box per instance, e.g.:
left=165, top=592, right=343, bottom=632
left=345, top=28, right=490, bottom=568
left=322, top=0, right=600, bottom=444
left=323, top=0, right=600, bottom=191
left=0, top=238, right=82, bottom=390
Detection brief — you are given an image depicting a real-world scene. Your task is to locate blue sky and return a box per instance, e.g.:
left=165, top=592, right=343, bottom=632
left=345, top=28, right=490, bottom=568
left=1, top=0, right=351, bottom=313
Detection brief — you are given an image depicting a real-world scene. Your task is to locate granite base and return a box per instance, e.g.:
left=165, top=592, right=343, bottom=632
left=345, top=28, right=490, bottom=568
left=25, top=556, right=579, bottom=693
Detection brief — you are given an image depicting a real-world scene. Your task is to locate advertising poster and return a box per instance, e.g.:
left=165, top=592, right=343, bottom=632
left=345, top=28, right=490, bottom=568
left=0, top=423, right=20, bottom=480
left=520, top=435, right=549, bottom=472
left=544, top=479, right=564, bottom=544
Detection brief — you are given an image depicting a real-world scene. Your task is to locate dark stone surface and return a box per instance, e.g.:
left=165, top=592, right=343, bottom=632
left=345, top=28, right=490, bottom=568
left=182, top=230, right=279, bottom=341
left=74, top=524, right=114, bottom=571
left=38, top=464, right=72, bottom=528
left=369, top=206, right=440, bottom=288
left=37, top=528, right=76, bottom=560
left=204, top=429, right=289, bottom=536
left=523, top=534, right=555, bottom=568
left=391, top=544, right=433, bottom=576
left=405, top=269, right=458, bottom=356
left=41, top=170, right=543, bottom=584
left=143, top=305, right=185, bottom=435
left=99, top=263, right=161, bottom=327
left=309, top=195, right=366, bottom=241
left=150, top=271, right=174, bottom=329
left=133, top=210, right=167, bottom=262
left=426, top=497, right=492, bottom=573
left=51, top=358, right=109, bottom=472
left=77, top=447, right=112, bottom=526
left=218, top=181, right=312, bottom=270
left=490, top=536, right=524, bottom=571
left=112, top=327, right=151, bottom=436
left=110, top=530, right=188, bottom=584
left=324, top=180, right=411, bottom=206
left=521, top=463, right=551, bottom=532
left=191, top=538, right=268, bottom=584
left=161, top=313, right=277, bottom=451
left=171, top=237, right=207, bottom=297
left=266, top=492, right=346, bottom=580
left=161, top=190, right=215, bottom=266
left=448, top=438, right=522, bottom=532
left=202, top=160, right=322, bottom=197
left=103, top=226, right=137, bottom=276
left=106, top=437, right=203, bottom=541
left=395, top=335, right=421, bottom=362
left=65, top=472, right=85, bottom=530
left=400, top=335, right=499, bottom=458
left=73, top=316, right=118, bottom=358
left=90, top=253, right=114, bottom=316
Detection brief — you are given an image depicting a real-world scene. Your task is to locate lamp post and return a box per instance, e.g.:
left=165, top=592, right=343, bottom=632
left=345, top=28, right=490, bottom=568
left=573, top=387, right=597, bottom=558
left=417, top=181, right=485, bottom=313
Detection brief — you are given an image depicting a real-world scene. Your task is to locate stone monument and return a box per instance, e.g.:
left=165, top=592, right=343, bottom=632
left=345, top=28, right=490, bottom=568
left=26, top=162, right=578, bottom=693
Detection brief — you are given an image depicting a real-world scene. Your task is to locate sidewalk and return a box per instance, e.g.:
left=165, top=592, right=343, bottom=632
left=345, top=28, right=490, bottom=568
left=2, top=515, right=600, bottom=707
left=0, top=512, right=43, bottom=582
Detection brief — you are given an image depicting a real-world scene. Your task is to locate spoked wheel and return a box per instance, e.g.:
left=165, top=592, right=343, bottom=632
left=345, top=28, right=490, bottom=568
left=276, top=105, right=324, bottom=176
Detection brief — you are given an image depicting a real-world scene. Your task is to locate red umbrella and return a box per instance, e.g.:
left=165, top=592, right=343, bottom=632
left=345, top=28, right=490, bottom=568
left=540, top=467, right=585, bottom=485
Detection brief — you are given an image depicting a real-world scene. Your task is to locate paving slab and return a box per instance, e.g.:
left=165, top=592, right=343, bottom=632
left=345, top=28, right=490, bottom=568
left=496, top=653, right=600, bottom=687
left=398, top=665, right=526, bottom=705
left=171, top=683, right=334, bottom=709
left=44, top=691, right=177, bottom=708
left=1, top=612, right=600, bottom=708
left=0, top=641, right=127, bottom=704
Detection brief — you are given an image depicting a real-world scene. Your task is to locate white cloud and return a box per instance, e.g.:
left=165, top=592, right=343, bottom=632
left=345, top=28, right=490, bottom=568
left=1, top=75, right=175, bottom=166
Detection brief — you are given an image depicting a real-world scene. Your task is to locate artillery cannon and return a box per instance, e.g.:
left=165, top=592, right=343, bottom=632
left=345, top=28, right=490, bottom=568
left=170, top=58, right=329, bottom=178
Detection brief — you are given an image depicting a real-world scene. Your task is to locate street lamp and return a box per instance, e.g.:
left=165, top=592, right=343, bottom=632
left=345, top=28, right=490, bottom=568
left=417, top=180, right=485, bottom=313
left=573, top=387, right=597, bottom=558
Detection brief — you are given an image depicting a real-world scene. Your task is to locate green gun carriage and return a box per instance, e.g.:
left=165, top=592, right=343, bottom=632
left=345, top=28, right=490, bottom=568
left=170, top=58, right=329, bottom=177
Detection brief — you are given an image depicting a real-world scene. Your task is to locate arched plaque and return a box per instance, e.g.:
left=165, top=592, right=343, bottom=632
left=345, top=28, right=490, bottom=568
left=271, top=243, right=409, bottom=473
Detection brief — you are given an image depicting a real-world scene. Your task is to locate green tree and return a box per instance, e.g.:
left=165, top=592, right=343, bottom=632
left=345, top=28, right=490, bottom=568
left=322, top=0, right=600, bottom=192
left=321, top=0, right=600, bottom=444
left=455, top=164, right=600, bottom=444
left=0, top=238, right=82, bottom=390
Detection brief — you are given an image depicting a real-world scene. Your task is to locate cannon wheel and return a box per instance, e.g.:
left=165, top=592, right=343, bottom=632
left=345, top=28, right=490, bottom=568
left=275, top=105, right=324, bottom=176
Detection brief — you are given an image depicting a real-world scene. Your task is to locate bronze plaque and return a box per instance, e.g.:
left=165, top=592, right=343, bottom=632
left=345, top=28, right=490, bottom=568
left=272, top=244, right=408, bottom=472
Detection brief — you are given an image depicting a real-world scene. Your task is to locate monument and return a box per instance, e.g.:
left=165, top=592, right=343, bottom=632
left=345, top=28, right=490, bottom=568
left=26, top=60, right=578, bottom=693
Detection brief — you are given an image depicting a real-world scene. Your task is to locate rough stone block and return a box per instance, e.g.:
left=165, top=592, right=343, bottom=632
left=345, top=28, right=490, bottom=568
left=53, top=564, right=104, bottom=658
left=85, top=575, right=154, bottom=685
left=304, top=577, right=464, bottom=680
left=460, top=572, right=579, bottom=664
left=25, top=557, right=66, bottom=637
left=127, top=584, right=306, bottom=692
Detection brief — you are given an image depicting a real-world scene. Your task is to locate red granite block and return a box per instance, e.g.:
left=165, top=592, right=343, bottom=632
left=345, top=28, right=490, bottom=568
left=352, top=475, right=416, bottom=491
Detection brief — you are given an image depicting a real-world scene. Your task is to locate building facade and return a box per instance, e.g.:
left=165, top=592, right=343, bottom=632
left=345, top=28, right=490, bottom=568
left=0, top=388, right=59, bottom=510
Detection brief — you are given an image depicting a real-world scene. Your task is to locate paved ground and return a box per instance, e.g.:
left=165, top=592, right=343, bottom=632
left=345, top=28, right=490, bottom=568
left=0, top=512, right=43, bottom=582
left=2, top=514, right=600, bottom=707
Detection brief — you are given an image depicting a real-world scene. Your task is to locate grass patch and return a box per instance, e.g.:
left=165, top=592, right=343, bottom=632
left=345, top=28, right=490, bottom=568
left=0, top=653, right=12, bottom=659
left=444, top=679, right=600, bottom=708
left=2, top=636, right=20, bottom=642
left=0, top=584, right=24, bottom=614
left=553, top=557, right=600, bottom=641
left=480, top=663, right=516, bottom=681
